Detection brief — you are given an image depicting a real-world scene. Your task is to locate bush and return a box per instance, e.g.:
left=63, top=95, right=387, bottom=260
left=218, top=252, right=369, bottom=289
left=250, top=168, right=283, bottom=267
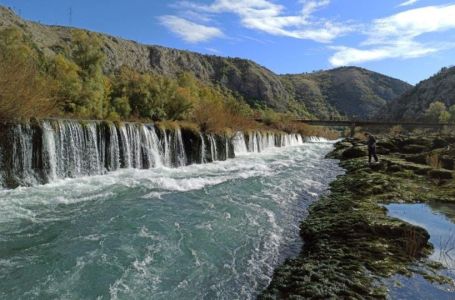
left=425, top=101, right=448, bottom=123
left=0, top=28, right=56, bottom=120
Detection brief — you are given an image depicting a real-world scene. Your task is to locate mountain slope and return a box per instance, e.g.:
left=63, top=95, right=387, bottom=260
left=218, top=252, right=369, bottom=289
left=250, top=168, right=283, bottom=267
left=380, top=66, right=455, bottom=121
left=282, top=67, right=412, bottom=119
left=0, top=6, right=412, bottom=119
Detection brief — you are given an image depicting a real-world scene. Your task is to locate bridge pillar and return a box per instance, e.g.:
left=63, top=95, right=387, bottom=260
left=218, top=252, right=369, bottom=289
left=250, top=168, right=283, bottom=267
left=350, top=123, right=356, bottom=137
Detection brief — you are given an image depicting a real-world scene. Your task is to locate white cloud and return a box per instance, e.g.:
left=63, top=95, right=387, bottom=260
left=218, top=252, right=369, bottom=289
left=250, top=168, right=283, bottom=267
left=398, top=0, right=420, bottom=7
left=330, top=4, right=455, bottom=66
left=329, top=42, right=438, bottom=66
left=159, top=15, right=224, bottom=43
left=205, top=47, right=221, bottom=54
left=167, top=0, right=353, bottom=43
left=367, top=5, right=455, bottom=44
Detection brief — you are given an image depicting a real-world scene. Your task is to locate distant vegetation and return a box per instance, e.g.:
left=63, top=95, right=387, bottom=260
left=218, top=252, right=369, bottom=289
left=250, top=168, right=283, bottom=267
left=0, top=28, right=252, bottom=130
left=0, top=27, right=339, bottom=137
left=381, top=66, right=455, bottom=121
left=424, top=101, right=455, bottom=123
left=0, top=6, right=414, bottom=122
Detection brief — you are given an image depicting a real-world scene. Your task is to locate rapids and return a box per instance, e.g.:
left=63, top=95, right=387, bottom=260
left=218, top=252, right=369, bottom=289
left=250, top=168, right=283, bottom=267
left=0, top=122, right=342, bottom=299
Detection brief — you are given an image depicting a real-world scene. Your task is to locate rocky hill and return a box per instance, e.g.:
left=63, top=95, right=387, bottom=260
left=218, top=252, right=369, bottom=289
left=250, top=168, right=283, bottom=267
left=0, top=6, right=412, bottom=119
left=380, top=66, right=455, bottom=121
left=282, top=67, right=412, bottom=119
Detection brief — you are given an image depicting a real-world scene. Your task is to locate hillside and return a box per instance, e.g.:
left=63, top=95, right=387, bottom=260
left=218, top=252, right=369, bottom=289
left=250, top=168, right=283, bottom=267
left=282, top=67, right=412, bottom=119
left=0, top=6, right=411, bottom=119
left=380, top=66, right=455, bottom=121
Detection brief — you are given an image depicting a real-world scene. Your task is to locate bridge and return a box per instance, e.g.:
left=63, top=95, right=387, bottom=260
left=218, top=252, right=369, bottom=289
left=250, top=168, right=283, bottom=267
left=296, top=120, right=452, bottom=136
left=256, top=119, right=452, bottom=137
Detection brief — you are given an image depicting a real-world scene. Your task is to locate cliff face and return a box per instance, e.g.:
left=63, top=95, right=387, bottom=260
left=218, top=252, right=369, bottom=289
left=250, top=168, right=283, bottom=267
left=0, top=6, right=412, bottom=119
left=380, top=66, right=455, bottom=121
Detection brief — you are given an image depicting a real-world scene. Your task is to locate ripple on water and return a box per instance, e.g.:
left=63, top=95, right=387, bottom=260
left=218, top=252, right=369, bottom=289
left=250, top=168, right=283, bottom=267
left=0, top=141, right=342, bottom=299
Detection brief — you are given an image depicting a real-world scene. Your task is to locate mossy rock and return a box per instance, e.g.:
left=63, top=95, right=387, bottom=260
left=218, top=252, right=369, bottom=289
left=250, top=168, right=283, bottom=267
left=342, top=147, right=368, bottom=159
left=441, top=156, right=454, bottom=170
left=432, top=138, right=449, bottom=149
left=404, top=153, right=427, bottom=165
left=376, top=146, right=391, bottom=155
left=387, top=164, right=403, bottom=173
left=401, top=144, right=429, bottom=154
left=428, top=169, right=453, bottom=180
left=377, top=140, right=397, bottom=152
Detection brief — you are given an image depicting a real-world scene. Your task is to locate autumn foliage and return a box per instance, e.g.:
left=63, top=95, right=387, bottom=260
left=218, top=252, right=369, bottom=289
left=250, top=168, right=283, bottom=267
left=0, top=27, right=335, bottom=137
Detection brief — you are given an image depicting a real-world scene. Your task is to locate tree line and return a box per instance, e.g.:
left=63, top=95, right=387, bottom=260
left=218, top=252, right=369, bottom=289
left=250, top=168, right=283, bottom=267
left=0, top=27, right=340, bottom=138
left=0, top=28, right=261, bottom=132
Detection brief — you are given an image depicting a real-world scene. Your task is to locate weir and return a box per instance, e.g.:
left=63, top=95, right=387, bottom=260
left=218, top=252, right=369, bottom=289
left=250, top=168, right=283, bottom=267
left=0, top=119, right=305, bottom=189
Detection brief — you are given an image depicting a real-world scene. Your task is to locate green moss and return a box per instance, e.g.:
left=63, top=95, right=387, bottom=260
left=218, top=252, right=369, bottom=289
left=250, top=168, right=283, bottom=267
left=261, top=136, right=455, bottom=299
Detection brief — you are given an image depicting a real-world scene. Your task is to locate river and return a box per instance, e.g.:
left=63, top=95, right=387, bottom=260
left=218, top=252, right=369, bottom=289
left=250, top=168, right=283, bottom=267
left=0, top=140, right=342, bottom=299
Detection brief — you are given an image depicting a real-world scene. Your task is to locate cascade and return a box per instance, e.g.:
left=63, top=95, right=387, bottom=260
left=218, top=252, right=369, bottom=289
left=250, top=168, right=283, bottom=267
left=200, top=133, right=207, bottom=163
left=0, top=120, right=308, bottom=188
left=232, top=132, right=248, bottom=154
left=209, top=134, right=218, bottom=161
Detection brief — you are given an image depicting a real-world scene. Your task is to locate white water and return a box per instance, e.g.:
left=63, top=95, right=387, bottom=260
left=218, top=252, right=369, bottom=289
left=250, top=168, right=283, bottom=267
left=0, top=120, right=308, bottom=188
left=0, top=139, right=341, bottom=299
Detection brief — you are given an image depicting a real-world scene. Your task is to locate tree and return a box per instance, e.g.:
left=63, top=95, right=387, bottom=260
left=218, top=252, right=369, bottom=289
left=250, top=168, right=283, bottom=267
left=448, top=105, right=455, bottom=124
left=69, top=30, right=109, bottom=118
left=50, top=54, right=83, bottom=113
left=439, top=111, right=451, bottom=123
left=425, top=101, right=447, bottom=123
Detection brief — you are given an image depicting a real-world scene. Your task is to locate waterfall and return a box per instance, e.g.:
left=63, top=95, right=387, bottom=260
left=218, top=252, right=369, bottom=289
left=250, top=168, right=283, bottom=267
left=0, top=120, right=308, bottom=189
left=241, top=131, right=305, bottom=154
left=174, top=128, right=187, bottom=167
left=248, top=132, right=259, bottom=153
left=200, top=133, right=207, bottom=163
left=107, top=123, right=120, bottom=171
left=119, top=124, right=132, bottom=168
left=160, top=128, right=171, bottom=167
left=209, top=134, right=218, bottom=161
left=233, top=132, right=248, bottom=154
left=42, top=121, right=57, bottom=181
left=11, top=124, right=36, bottom=186
left=225, top=137, right=229, bottom=160
left=141, top=125, right=163, bottom=169
left=304, top=136, right=329, bottom=143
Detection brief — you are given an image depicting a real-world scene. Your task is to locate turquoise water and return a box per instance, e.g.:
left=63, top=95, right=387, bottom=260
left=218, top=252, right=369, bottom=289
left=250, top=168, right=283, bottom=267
left=0, top=142, right=341, bottom=299
left=386, top=203, right=455, bottom=299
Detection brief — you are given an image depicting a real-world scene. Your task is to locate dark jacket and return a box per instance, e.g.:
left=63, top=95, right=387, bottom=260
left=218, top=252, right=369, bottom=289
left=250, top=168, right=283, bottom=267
left=367, top=135, right=377, bottom=148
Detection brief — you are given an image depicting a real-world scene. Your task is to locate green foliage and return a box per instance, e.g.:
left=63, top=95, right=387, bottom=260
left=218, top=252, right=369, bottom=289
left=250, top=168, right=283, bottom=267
left=449, top=105, right=455, bottom=124
left=70, top=30, right=109, bottom=119
left=0, top=28, right=56, bottom=119
left=439, top=110, right=451, bottom=123
left=50, top=54, right=83, bottom=112
left=0, top=26, right=262, bottom=131
left=111, top=96, right=131, bottom=118
left=425, top=101, right=448, bottom=123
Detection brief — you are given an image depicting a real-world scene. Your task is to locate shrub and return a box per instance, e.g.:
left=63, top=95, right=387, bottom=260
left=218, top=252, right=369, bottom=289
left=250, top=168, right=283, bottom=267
left=425, top=101, right=448, bottom=123
left=0, top=28, right=56, bottom=120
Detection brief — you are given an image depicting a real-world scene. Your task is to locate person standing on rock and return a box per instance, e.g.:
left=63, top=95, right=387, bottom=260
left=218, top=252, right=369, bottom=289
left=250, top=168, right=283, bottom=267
left=365, top=132, right=379, bottom=164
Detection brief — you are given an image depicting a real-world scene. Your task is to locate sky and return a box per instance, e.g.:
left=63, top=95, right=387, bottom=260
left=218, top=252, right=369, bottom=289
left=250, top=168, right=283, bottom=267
left=1, top=0, right=455, bottom=84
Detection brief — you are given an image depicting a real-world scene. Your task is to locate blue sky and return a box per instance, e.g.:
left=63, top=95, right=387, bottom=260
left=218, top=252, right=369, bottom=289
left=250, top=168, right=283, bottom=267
left=1, top=0, right=455, bottom=84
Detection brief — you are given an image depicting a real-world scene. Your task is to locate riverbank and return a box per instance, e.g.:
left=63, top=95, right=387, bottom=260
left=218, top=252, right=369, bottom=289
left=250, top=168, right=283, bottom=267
left=261, top=134, right=455, bottom=299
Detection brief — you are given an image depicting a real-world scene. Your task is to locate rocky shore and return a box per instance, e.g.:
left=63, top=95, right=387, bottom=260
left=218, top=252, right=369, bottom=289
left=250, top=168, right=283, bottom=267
left=261, top=134, right=455, bottom=299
